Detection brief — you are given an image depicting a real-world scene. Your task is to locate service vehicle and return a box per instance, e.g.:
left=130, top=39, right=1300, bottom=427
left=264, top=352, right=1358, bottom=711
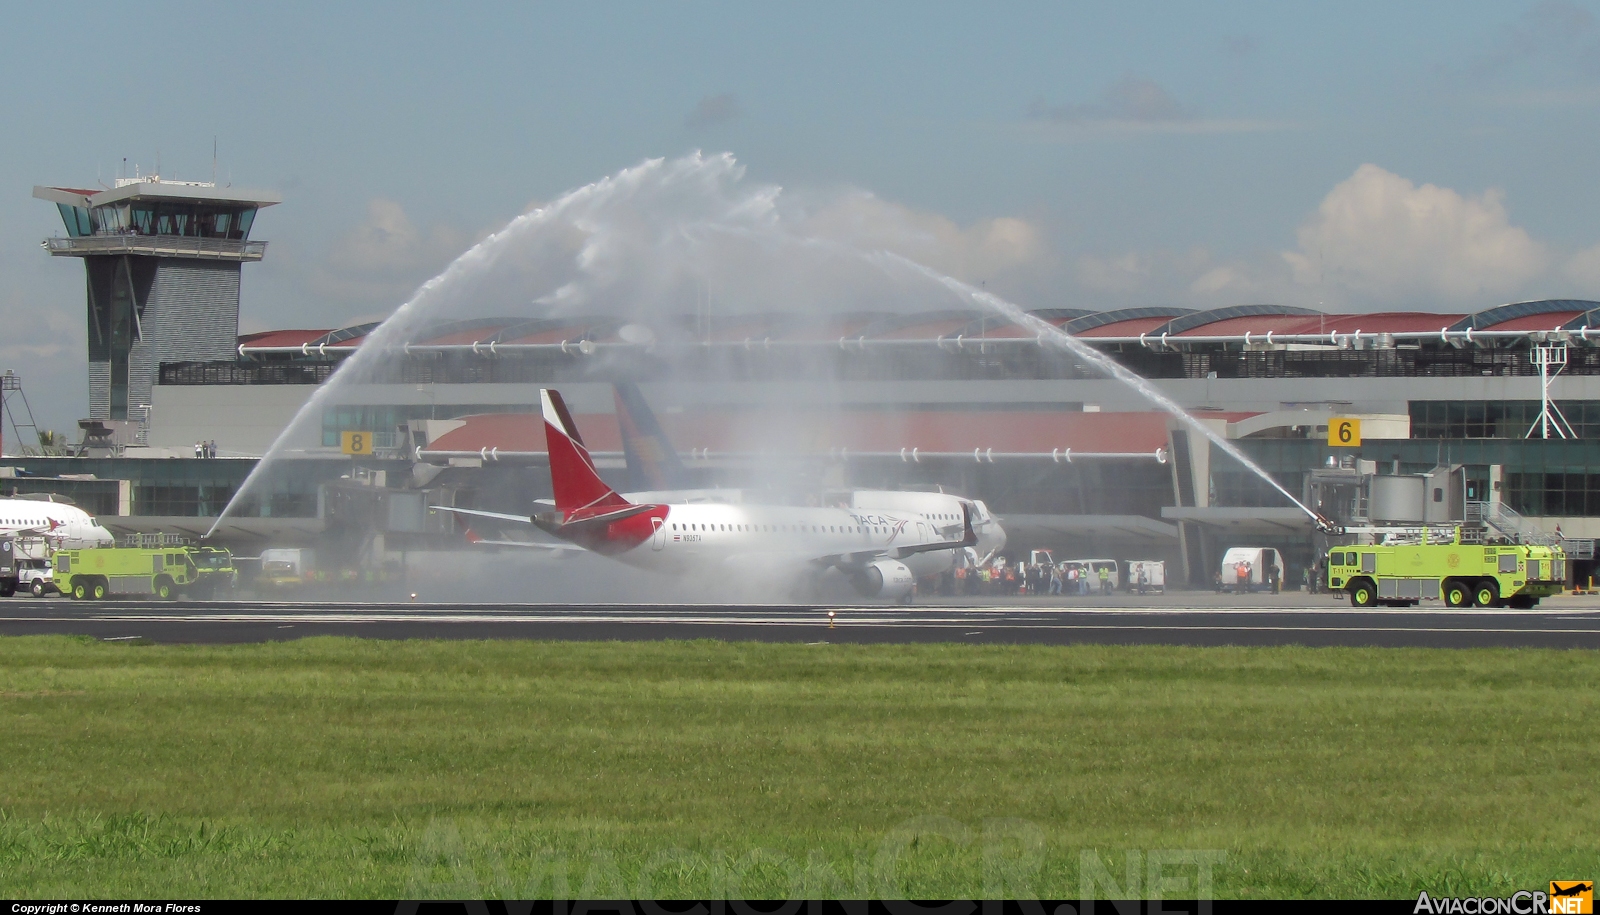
left=1328, top=529, right=1564, bottom=608
left=259, top=548, right=315, bottom=588
left=55, top=538, right=237, bottom=600
left=1125, top=560, right=1166, bottom=593
left=1061, top=558, right=1120, bottom=589
left=1219, top=547, right=1284, bottom=593
left=18, top=559, right=56, bottom=597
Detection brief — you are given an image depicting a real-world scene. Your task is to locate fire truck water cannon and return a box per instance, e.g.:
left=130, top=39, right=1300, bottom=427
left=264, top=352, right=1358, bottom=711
left=1312, top=511, right=1346, bottom=536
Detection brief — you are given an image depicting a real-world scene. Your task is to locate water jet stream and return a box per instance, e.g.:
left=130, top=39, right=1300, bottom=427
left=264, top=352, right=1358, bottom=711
left=876, top=254, right=1326, bottom=527
left=209, top=153, right=1327, bottom=544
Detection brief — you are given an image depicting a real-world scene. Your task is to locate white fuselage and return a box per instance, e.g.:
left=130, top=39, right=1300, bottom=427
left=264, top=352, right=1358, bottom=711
left=0, top=500, right=115, bottom=558
left=618, top=501, right=972, bottom=577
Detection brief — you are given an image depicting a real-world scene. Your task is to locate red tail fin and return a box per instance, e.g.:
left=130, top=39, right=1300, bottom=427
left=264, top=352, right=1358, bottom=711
left=541, top=389, right=631, bottom=519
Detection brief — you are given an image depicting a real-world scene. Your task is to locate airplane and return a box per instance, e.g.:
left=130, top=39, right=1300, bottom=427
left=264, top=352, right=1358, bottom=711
left=452, top=389, right=986, bottom=601
left=0, top=495, right=115, bottom=595
left=609, top=381, right=1006, bottom=566
left=0, top=495, right=114, bottom=554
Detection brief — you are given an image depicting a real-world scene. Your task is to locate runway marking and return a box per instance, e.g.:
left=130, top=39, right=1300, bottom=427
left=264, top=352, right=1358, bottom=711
left=7, top=614, right=1600, bottom=638
left=28, top=601, right=1600, bottom=617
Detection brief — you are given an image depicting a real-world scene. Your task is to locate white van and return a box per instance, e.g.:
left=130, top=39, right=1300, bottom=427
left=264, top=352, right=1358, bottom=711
left=1126, top=560, right=1166, bottom=594
left=1062, top=558, right=1120, bottom=590
left=1219, top=547, right=1284, bottom=593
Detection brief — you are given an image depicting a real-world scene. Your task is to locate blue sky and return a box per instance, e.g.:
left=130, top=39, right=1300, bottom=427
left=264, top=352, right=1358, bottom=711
left=4, top=2, right=1600, bottom=428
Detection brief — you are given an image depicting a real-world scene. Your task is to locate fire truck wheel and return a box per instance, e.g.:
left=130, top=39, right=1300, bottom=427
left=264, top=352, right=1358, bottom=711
left=1444, top=580, right=1471, bottom=608
left=1348, top=579, right=1376, bottom=607
left=1472, top=581, right=1500, bottom=608
left=90, top=579, right=107, bottom=601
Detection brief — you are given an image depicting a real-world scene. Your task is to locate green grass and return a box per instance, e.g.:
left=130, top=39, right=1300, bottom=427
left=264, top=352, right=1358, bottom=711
left=0, top=635, right=1596, bottom=898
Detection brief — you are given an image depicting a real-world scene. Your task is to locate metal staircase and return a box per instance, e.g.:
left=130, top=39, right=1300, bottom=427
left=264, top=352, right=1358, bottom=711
left=1466, top=501, right=1562, bottom=546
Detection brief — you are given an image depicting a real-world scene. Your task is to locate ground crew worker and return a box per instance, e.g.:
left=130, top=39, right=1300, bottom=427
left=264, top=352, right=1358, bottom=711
left=1098, top=564, right=1112, bottom=595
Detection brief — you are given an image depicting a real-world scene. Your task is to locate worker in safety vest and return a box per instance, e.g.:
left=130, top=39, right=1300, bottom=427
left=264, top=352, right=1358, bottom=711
left=1098, top=565, right=1112, bottom=595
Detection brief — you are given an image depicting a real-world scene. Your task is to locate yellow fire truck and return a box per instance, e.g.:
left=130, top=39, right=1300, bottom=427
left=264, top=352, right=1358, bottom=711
left=54, top=536, right=236, bottom=600
left=1328, top=528, right=1565, bottom=609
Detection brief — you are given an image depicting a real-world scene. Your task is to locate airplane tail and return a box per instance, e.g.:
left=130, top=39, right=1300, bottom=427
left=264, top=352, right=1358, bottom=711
left=613, top=382, right=689, bottom=491
left=541, top=389, right=632, bottom=520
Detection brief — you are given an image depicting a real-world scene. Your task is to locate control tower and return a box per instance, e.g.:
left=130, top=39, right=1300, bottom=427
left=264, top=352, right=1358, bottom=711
left=34, top=175, right=281, bottom=423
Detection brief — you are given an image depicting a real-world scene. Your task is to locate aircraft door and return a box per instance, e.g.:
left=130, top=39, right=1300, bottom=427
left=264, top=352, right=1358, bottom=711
left=652, top=517, right=666, bottom=551
left=917, top=522, right=927, bottom=541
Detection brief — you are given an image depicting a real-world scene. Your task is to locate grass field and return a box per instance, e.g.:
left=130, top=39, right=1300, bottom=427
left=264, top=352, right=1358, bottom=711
left=0, top=635, right=1596, bottom=898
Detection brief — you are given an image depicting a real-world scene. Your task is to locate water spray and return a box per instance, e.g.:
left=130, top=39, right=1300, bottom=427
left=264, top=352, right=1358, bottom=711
left=212, top=151, right=1341, bottom=553
left=874, top=254, right=1336, bottom=532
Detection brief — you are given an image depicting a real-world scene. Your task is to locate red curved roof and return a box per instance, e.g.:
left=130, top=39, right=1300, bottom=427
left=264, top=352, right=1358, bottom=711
left=1074, top=316, right=1176, bottom=338
left=427, top=414, right=552, bottom=453
left=418, top=325, right=513, bottom=345
left=1306, top=312, right=1467, bottom=334
left=1174, top=314, right=1346, bottom=337
left=498, top=323, right=600, bottom=345
left=424, top=409, right=1188, bottom=456
left=237, top=329, right=332, bottom=348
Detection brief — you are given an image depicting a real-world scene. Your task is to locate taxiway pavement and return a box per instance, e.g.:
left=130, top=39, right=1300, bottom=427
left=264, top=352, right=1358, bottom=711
left=3, top=594, right=1600, bottom=648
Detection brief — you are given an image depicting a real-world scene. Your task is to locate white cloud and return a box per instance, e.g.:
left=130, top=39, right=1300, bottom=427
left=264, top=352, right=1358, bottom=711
left=797, top=191, right=1051, bottom=286
left=311, top=198, right=474, bottom=309
left=1563, top=241, right=1600, bottom=291
left=1283, top=164, right=1549, bottom=304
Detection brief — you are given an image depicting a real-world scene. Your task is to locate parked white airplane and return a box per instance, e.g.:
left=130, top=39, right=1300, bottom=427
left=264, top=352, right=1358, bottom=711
left=0, top=496, right=114, bottom=554
left=452, top=390, right=988, bottom=600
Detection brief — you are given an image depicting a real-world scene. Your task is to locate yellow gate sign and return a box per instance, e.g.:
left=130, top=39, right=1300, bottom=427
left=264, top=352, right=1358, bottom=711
left=341, top=430, right=374, bottom=455
left=1328, top=417, right=1361, bottom=447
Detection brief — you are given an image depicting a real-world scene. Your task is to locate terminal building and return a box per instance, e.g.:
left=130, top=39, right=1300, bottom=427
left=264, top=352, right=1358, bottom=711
left=18, top=177, right=1600, bottom=586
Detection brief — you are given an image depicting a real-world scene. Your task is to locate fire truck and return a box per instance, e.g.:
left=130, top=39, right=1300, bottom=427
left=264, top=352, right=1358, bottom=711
left=54, top=534, right=236, bottom=600
left=1327, top=527, right=1565, bottom=609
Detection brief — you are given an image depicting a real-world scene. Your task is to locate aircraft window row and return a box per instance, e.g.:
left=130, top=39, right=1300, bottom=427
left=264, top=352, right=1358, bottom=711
left=667, top=522, right=889, bottom=535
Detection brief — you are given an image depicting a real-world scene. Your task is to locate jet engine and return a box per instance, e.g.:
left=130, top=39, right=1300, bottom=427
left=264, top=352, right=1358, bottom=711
left=852, top=559, right=916, bottom=601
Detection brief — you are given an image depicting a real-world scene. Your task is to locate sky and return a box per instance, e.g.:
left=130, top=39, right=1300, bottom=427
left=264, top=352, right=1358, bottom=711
left=4, top=1, right=1600, bottom=431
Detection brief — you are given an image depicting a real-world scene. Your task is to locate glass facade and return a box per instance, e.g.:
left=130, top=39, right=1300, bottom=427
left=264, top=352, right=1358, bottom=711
left=57, top=201, right=259, bottom=241
left=1, top=457, right=400, bottom=519
left=1411, top=401, right=1600, bottom=439
left=121, top=202, right=258, bottom=239
left=56, top=204, right=93, bottom=237
left=1232, top=437, right=1600, bottom=518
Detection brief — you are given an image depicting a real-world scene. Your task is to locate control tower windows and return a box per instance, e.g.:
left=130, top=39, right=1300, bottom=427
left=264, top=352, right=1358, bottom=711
left=106, top=203, right=260, bottom=240
left=56, top=204, right=93, bottom=237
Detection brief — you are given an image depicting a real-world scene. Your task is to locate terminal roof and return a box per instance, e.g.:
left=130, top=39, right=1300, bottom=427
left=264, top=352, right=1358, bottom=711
left=235, top=299, right=1600, bottom=353
left=34, top=182, right=281, bottom=209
